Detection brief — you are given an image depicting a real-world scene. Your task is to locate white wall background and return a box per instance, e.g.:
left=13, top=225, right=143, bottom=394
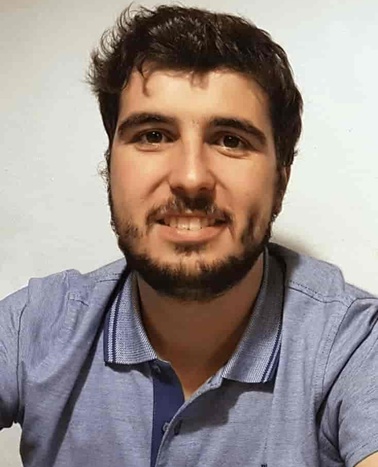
left=1, top=0, right=378, bottom=465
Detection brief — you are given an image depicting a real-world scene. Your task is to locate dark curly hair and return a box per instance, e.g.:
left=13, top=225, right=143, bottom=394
left=87, top=4, right=303, bottom=172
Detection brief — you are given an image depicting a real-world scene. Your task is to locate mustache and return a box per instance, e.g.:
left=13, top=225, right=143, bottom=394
left=146, top=195, right=233, bottom=224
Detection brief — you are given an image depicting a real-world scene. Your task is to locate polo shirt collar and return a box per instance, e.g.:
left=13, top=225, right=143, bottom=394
left=104, top=270, right=157, bottom=364
left=104, top=246, right=284, bottom=384
left=221, top=249, right=284, bottom=384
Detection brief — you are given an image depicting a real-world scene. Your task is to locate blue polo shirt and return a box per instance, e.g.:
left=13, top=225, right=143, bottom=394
left=1, top=243, right=378, bottom=467
left=104, top=247, right=282, bottom=467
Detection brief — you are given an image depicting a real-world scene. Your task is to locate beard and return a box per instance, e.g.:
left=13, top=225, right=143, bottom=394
left=109, top=189, right=279, bottom=303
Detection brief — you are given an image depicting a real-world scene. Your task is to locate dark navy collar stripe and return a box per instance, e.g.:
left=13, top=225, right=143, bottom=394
left=104, top=248, right=284, bottom=385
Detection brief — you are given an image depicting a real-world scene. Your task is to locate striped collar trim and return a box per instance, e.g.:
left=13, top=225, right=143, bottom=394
left=220, top=250, right=285, bottom=383
left=104, top=246, right=285, bottom=384
left=104, top=270, right=157, bottom=365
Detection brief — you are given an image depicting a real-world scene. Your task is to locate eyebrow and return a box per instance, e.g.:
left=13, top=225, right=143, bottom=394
left=117, top=112, right=267, bottom=146
left=117, top=113, right=175, bottom=138
left=211, top=117, right=267, bottom=146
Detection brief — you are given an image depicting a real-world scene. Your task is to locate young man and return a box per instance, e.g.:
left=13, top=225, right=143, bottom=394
left=1, top=5, right=378, bottom=467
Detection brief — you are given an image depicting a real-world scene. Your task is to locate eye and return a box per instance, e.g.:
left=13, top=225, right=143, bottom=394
left=223, top=135, right=242, bottom=148
left=133, top=130, right=169, bottom=145
left=216, top=134, right=249, bottom=150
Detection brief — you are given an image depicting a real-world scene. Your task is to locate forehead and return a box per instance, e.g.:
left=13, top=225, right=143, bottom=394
left=118, top=67, right=273, bottom=137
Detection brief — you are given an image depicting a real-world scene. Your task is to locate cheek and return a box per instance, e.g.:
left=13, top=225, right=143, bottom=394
left=110, top=153, right=149, bottom=209
left=110, top=169, right=143, bottom=230
left=227, top=166, right=277, bottom=221
left=110, top=152, right=170, bottom=232
left=110, top=149, right=168, bottom=200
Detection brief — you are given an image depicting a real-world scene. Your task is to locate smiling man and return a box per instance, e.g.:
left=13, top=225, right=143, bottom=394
left=1, top=5, right=378, bottom=467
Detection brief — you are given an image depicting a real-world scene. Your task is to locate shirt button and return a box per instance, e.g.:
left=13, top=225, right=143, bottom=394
left=174, top=420, right=182, bottom=436
left=151, top=362, right=161, bottom=374
left=162, top=422, right=170, bottom=433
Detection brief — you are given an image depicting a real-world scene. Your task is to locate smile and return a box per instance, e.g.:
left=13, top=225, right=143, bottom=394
left=155, top=217, right=227, bottom=243
left=157, top=216, right=225, bottom=230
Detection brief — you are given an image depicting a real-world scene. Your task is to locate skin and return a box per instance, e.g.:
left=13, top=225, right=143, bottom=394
left=110, top=66, right=290, bottom=399
left=357, top=453, right=378, bottom=467
left=108, top=66, right=378, bottom=463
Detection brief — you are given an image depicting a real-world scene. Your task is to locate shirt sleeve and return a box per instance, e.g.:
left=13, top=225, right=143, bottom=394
left=321, top=300, right=378, bottom=467
left=0, top=287, right=28, bottom=429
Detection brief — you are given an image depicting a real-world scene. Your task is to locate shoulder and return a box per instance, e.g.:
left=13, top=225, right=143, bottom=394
left=26, top=257, right=126, bottom=302
left=1, top=258, right=126, bottom=304
left=268, top=242, right=378, bottom=349
left=268, top=242, right=375, bottom=305
left=0, top=258, right=127, bottom=352
left=269, top=243, right=378, bottom=399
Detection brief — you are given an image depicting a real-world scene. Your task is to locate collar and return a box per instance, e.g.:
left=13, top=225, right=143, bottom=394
left=104, top=269, right=157, bottom=364
left=220, top=249, right=284, bottom=383
left=104, top=246, right=285, bottom=384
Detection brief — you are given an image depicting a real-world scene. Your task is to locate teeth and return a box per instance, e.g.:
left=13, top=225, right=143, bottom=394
left=165, top=217, right=217, bottom=230
left=169, top=217, right=178, bottom=229
left=189, top=218, right=202, bottom=231
left=178, top=218, right=189, bottom=230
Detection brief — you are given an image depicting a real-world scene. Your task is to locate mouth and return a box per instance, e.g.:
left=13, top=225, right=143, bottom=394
left=153, top=213, right=228, bottom=244
left=155, top=215, right=226, bottom=231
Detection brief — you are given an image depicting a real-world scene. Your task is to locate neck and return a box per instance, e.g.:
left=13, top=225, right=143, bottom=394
left=137, top=253, right=264, bottom=393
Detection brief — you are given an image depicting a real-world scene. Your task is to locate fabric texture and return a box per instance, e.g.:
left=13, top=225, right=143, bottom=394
left=0, top=243, right=378, bottom=467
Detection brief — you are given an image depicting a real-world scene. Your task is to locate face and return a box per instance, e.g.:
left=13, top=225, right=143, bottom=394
left=109, top=67, right=289, bottom=302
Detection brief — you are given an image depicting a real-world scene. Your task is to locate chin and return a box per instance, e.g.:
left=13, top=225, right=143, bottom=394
left=119, top=237, right=266, bottom=302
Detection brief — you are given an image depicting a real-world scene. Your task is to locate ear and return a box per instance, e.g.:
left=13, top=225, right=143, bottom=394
left=274, top=165, right=291, bottom=217
left=281, top=165, right=291, bottom=190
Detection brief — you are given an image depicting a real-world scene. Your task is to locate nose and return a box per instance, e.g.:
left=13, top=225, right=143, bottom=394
left=168, top=138, right=216, bottom=198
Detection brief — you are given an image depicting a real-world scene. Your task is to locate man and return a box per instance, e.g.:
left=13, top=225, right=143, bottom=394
left=1, top=4, right=378, bottom=467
